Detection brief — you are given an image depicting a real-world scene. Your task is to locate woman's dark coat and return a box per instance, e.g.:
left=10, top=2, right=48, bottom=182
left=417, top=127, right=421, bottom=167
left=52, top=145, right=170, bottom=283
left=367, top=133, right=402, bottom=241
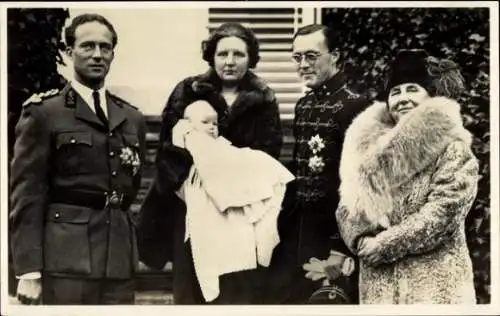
left=137, top=69, right=283, bottom=303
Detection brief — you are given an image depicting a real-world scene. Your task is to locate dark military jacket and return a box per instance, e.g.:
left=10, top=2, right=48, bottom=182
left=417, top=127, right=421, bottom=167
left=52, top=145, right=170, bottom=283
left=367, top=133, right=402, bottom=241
left=281, top=71, right=371, bottom=264
left=9, top=83, right=147, bottom=279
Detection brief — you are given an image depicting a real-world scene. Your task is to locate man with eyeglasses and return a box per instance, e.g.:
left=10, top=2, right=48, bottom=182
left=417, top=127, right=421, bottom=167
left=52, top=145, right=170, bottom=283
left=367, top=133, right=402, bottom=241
left=268, top=24, right=370, bottom=304
left=10, top=13, right=146, bottom=305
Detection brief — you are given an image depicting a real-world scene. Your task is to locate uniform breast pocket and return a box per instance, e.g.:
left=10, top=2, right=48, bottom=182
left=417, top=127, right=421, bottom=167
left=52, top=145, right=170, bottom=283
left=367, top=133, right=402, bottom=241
left=55, top=132, right=93, bottom=175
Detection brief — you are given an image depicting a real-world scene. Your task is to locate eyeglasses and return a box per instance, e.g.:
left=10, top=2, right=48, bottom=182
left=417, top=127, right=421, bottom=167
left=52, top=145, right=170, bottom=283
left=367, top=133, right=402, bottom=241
left=291, top=52, right=324, bottom=64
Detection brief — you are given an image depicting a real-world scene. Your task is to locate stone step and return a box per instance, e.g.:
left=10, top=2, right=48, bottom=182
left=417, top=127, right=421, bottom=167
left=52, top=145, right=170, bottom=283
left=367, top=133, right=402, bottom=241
left=135, top=291, right=173, bottom=305
left=7, top=293, right=174, bottom=305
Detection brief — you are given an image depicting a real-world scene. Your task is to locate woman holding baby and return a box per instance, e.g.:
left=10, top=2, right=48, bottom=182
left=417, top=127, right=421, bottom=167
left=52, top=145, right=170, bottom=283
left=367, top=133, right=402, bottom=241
left=138, top=22, right=284, bottom=304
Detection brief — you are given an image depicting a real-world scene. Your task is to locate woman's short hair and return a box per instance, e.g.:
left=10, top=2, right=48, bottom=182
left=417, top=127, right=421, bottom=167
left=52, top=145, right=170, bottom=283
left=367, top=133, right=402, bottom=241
left=65, top=13, right=118, bottom=48
left=202, top=22, right=260, bottom=69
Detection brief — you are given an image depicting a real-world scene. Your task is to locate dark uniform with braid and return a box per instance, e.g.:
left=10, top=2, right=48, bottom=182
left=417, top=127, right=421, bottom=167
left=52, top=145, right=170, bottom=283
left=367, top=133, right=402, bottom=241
left=10, top=83, right=147, bottom=304
left=270, top=71, right=370, bottom=304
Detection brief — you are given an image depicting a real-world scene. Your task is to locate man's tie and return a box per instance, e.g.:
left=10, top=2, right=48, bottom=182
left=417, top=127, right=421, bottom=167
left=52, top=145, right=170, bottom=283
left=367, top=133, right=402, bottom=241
left=92, top=90, right=108, bottom=126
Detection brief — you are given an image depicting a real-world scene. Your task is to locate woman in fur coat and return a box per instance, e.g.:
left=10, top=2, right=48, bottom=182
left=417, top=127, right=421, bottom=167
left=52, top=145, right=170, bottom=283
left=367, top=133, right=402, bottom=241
left=336, top=49, right=480, bottom=304
left=137, top=23, right=283, bottom=304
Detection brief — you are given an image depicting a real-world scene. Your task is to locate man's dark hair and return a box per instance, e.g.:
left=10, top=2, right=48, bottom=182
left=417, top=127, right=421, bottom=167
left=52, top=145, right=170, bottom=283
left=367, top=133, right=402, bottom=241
left=293, top=24, right=338, bottom=52
left=64, top=13, right=118, bottom=48
left=293, top=24, right=343, bottom=66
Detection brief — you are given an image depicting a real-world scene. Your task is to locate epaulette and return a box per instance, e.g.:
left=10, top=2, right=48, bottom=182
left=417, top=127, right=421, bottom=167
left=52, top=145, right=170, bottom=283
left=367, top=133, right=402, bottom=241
left=108, top=92, right=138, bottom=110
left=22, top=89, right=59, bottom=107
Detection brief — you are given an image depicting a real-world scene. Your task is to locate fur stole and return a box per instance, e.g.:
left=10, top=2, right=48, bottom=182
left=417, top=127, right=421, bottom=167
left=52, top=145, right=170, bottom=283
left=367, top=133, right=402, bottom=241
left=189, top=69, right=276, bottom=107
left=339, top=96, right=473, bottom=228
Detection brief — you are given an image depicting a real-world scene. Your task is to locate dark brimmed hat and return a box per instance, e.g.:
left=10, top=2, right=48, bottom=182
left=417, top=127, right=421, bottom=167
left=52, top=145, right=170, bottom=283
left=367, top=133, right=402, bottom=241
left=384, top=49, right=432, bottom=97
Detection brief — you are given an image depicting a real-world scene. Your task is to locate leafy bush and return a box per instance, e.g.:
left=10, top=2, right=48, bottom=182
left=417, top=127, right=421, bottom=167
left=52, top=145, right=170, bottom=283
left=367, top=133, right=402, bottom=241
left=7, top=8, right=69, bottom=159
left=322, top=8, right=490, bottom=303
left=7, top=8, right=69, bottom=295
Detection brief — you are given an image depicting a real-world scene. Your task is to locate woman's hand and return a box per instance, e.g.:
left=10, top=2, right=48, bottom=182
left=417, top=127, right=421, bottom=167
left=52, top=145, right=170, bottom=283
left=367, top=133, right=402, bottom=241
left=357, top=236, right=384, bottom=266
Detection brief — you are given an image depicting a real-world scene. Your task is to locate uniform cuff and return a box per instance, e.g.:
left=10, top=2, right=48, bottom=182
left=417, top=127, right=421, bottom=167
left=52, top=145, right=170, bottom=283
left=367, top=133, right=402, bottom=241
left=17, top=272, right=42, bottom=279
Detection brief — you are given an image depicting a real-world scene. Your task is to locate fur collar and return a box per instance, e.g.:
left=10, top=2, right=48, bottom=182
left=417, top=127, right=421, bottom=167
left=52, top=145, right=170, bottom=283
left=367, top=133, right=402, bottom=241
left=193, top=69, right=274, bottom=103
left=339, top=96, right=472, bottom=227
left=186, top=69, right=276, bottom=123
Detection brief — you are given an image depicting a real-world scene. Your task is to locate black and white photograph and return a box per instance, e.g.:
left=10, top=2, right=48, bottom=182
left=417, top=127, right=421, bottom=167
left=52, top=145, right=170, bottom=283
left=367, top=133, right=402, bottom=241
left=0, top=2, right=498, bottom=315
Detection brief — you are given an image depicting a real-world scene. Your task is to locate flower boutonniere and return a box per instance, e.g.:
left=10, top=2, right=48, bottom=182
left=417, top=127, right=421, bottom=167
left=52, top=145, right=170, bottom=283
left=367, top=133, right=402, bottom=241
left=308, top=134, right=326, bottom=173
left=120, top=147, right=141, bottom=176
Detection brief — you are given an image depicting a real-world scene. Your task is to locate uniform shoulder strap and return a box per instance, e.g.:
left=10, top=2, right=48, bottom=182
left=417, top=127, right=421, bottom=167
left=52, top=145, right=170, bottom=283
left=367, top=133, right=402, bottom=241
left=22, top=89, right=60, bottom=107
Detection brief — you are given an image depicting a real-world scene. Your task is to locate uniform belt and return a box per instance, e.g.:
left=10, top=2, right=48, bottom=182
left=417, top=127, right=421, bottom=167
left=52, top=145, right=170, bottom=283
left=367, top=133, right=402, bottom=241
left=50, top=189, right=127, bottom=210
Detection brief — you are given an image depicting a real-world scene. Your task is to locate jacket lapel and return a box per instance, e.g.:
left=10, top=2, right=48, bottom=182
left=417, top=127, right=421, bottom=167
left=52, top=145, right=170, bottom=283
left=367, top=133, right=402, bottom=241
left=73, top=89, right=106, bottom=128
left=106, top=92, right=127, bottom=131
left=195, top=70, right=267, bottom=125
left=225, top=91, right=256, bottom=124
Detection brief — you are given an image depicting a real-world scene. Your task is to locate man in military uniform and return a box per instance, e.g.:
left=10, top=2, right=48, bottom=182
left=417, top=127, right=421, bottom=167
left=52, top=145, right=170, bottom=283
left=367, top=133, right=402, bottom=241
left=269, top=24, right=370, bottom=304
left=10, top=13, right=146, bottom=305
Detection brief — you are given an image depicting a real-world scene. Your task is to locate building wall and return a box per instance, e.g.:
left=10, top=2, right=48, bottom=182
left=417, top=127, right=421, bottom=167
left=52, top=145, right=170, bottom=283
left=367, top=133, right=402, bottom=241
left=57, top=7, right=318, bottom=117
left=58, top=8, right=210, bottom=116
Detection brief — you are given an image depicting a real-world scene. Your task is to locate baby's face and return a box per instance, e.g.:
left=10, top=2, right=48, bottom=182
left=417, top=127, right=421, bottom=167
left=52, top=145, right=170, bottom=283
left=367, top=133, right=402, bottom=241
left=185, top=101, right=219, bottom=138
left=190, top=114, right=218, bottom=138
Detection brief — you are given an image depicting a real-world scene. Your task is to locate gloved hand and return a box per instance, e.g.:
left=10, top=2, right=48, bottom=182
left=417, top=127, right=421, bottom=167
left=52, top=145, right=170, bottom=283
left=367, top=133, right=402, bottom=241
left=303, top=251, right=356, bottom=283
left=303, top=257, right=327, bottom=281
left=328, top=250, right=356, bottom=276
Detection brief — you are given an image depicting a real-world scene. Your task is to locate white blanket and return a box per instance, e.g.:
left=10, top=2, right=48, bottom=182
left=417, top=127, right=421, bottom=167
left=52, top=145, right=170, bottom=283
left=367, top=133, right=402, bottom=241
left=173, top=121, right=294, bottom=302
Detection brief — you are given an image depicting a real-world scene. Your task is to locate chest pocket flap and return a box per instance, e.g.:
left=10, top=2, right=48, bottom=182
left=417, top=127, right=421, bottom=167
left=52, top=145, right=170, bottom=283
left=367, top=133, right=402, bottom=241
left=56, top=132, right=93, bottom=149
left=123, top=133, right=140, bottom=149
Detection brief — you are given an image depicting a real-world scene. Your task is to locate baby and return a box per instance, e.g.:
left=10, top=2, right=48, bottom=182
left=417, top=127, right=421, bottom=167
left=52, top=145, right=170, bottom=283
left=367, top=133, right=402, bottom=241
left=171, top=100, right=218, bottom=150
left=183, top=100, right=219, bottom=139
left=172, top=100, right=294, bottom=302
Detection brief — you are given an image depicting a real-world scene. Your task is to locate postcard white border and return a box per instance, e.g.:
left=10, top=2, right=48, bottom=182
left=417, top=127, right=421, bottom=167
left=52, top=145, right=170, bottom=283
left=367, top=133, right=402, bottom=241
left=1, top=1, right=499, bottom=315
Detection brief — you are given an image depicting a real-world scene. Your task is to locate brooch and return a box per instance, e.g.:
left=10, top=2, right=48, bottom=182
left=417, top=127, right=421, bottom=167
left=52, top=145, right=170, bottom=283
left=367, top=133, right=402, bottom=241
left=119, top=147, right=141, bottom=176
left=308, top=134, right=325, bottom=173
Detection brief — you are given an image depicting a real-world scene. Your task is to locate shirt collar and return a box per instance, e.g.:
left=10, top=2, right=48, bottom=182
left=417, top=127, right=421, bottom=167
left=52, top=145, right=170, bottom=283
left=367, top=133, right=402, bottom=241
left=70, top=78, right=107, bottom=114
left=71, top=79, right=106, bottom=108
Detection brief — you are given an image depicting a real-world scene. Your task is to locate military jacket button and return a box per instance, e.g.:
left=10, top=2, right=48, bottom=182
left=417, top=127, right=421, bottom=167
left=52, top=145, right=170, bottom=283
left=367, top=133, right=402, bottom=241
left=109, top=195, right=120, bottom=204
left=111, top=171, right=117, bottom=176
left=108, top=193, right=121, bottom=208
left=70, top=138, right=76, bottom=144
left=109, top=151, right=115, bottom=157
